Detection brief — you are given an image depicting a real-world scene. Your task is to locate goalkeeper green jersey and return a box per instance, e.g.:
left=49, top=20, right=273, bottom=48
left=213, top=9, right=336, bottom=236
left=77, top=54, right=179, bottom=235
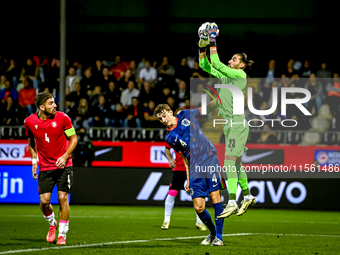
left=199, top=53, right=247, bottom=119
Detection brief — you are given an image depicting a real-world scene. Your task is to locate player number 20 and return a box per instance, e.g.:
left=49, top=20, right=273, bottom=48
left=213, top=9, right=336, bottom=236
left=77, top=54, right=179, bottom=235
left=45, top=133, right=50, bottom=143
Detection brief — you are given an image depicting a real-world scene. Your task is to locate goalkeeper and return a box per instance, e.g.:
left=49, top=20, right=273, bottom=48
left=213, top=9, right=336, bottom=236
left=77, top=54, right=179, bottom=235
left=198, top=22, right=256, bottom=218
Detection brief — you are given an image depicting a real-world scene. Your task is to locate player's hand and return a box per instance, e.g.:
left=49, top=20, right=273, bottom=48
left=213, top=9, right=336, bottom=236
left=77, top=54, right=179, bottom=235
left=185, top=180, right=190, bottom=193
left=32, top=164, right=38, bottom=181
left=56, top=156, right=67, bottom=169
left=198, top=22, right=210, bottom=48
left=168, top=159, right=176, bottom=168
left=208, top=22, right=219, bottom=42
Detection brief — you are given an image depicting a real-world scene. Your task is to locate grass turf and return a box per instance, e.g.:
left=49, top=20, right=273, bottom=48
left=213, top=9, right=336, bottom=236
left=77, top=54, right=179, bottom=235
left=0, top=205, right=339, bottom=254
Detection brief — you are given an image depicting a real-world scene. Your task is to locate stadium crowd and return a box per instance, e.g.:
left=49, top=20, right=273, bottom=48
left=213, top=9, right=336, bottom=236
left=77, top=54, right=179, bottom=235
left=0, top=54, right=339, bottom=144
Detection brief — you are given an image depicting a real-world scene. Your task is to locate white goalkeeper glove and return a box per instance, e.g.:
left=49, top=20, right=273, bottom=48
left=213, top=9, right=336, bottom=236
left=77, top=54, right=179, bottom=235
left=198, top=22, right=210, bottom=48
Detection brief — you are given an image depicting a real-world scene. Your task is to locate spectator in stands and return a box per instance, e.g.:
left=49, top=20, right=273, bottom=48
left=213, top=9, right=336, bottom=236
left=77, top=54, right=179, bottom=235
left=190, top=61, right=205, bottom=82
left=92, top=60, right=104, bottom=81
left=89, top=95, right=109, bottom=127
left=138, top=81, right=156, bottom=107
left=300, top=60, right=313, bottom=78
left=18, top=77, right=36, bottom=115
left=107, top=102, right=125, bottom=128
left=144, top=99, right=163, bottom=128
left=5, top=58, right=20, bottom=89
left=65, top=96, right=77, bottom=122
left=258, top=124, right=277, bottom=144
left=139, top=60, right=157, bottom=85
left=264, top=59, right=277, bottom=84
left=120, top=80, right=140, bottom=109
left=21, top=57, right=39, bottom=90
left=72, top=61, right=83, bottom=79
left=66, top=66, right=81, bottom=92
left=50, top=57, right=61, bottom=86
left=304, top=73, right=323, bottom=112
left=80, top=68, right=95, bottom=96
left=68, top=82, right=87, bottom=107
left=0, top=75, right=7, bottom=90
left=282, top=59, right=297, bottom=78
left=175, top=57, right=191, bottom=84
left=119, top=68, right=135, bottom=91
left=183, top=98, right=190, bottom=110
left=167, top=96, right=177, bottom=110
left=124, top=97, right=144, bottom=137
left=1, top=94, right=19, bottom=126
left=74, top=98, right=90, bottom=129
left=317, top=62, right=332, bottom=79
left=110, top=56, right=128, bottom=80
left=101, top=67, right=117, bottom=88
left=89, top=85, right=102, bottom=107
left=0, top=80, right=18, bottom=104
left=103, top=81, right=121, bottom=110
left=155, top=56, right=175, bottom=80
left=326, top=73, right=340, bottom=122
left=129, top=60, right=138, bottom=80
left=175, top=80, right=189, bottom=108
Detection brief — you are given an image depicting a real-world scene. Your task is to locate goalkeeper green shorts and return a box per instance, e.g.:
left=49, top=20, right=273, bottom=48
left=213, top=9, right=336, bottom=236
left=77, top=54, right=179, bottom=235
left=223, top=115, right=249, bottom=157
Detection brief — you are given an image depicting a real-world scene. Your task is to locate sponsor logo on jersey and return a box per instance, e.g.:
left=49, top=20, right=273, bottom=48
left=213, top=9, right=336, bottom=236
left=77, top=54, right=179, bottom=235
left=35, top=125, right=38, bottom=129
left=52, top=122, right=57, bottom=128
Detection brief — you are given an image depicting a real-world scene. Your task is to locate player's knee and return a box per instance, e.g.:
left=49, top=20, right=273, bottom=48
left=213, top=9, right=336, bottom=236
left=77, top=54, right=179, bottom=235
left=40, top=198, right=50, bottom=206
left=194, top=204, right=205, bottom=214
left=58, top=194, right=68, bottom=204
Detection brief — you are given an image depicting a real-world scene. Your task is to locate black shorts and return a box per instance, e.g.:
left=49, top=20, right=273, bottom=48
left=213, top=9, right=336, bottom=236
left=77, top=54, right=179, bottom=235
left=169, top=171, right=187, bottom=191
left=38, top=167, right=73, bottom=195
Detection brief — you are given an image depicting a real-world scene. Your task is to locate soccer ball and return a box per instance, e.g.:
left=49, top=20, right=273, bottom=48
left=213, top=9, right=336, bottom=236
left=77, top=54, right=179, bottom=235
left=198, top=22, right=210, bottom=40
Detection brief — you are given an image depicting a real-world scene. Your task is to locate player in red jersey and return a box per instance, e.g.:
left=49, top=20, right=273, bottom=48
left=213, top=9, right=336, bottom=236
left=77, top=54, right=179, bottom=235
left=24, top=92, right=78, bottom=245
left=161, top=108, right=207, bottom=231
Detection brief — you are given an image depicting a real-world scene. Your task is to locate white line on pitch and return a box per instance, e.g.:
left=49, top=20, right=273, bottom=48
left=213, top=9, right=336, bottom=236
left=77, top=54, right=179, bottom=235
left=0, top=215, right=339, bottom=225
left=0, top=233, right=340, bottom=254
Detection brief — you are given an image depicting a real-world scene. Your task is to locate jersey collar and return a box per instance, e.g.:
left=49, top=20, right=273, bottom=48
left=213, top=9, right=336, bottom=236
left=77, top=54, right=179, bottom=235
left=167, top=117, right=178, bottom=131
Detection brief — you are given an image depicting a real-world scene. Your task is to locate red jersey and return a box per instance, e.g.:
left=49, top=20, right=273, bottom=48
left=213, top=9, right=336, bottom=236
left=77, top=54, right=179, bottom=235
left=24, top=111, right=74, bottom=171
left=166, top=144, right=185, bottom=172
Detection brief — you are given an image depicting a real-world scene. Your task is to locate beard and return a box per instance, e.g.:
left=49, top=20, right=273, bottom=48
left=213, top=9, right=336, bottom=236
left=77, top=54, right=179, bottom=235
left=44, top=108, right=56, bottom=117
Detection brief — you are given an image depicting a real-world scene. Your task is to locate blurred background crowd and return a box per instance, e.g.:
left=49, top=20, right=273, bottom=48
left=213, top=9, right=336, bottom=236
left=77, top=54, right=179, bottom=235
left=0, top=54, right=339, bottom=145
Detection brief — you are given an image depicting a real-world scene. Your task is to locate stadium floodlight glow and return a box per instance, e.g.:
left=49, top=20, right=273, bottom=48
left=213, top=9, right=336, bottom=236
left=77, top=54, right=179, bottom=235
left=201, top=84, right=312, bottom=116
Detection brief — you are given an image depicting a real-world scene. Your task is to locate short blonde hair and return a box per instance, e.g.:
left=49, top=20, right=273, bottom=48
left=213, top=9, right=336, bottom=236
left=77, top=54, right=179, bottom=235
left=154, top=104, right=171, bottom=117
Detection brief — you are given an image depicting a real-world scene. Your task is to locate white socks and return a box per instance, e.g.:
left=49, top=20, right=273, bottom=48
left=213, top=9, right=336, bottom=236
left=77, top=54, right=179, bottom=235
left=44, top=212, right=57, bottom=226
left=164, top=195, right=176, bottom=222
left=58, top=221, right=69, bottom=239
left=228, top=200, right=237, bottom=206
left=244, top=194, right=253, bottom=201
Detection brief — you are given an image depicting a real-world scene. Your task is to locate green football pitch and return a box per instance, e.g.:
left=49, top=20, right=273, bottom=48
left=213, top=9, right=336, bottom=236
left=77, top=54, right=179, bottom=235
left=0, top=205, right=339, bottom=254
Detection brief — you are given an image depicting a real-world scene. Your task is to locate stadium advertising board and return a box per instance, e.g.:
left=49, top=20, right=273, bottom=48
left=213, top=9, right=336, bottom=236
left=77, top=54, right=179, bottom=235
left=1, top=140, right=339, bottom=171
left=0, top=165, right=65, bottom=204
left=71, top=167, right=340, bottom=209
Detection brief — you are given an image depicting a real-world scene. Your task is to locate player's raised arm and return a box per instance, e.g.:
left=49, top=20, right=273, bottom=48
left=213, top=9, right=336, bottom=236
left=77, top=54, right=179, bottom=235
left=198, top=23, right=224, bottom=80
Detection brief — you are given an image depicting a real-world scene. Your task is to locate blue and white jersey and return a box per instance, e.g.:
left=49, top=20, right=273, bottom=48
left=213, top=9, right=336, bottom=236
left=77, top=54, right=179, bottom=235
left=165, top=109, right=217, bottom=171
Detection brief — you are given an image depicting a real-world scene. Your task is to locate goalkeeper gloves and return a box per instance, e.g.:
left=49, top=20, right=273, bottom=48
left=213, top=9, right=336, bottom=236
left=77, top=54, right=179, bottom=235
left=198, top=22, right=210, bottom=50
left=208, top=22, right=219, bottom=43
